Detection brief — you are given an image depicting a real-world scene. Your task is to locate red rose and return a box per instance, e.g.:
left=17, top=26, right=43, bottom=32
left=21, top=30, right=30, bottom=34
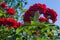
left=6, top=8, right=15, bottom=15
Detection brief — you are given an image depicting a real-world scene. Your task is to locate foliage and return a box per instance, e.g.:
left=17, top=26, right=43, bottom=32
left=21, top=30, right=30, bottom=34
left=0, top=0, right=60, bottom=40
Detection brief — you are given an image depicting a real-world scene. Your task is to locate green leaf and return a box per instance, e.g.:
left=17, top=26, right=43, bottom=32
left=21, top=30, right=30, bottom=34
left=0, top=0, right=3, bottom=2
left=33, top=11, right=39, bottom=22
left=0, top=13, right=3, bottom=17
left=40, top=37, right=48, bottom=40
left=16, top=38, right=20, bottom=40
left=16, top=27, right=23, bottom=34
left=16, top=37, right=22, bottom=40
left=21, top=9, right=27, bottom=13
left=20, top=3, right=23, bottom=10
left=31, top=21, right=34, bottom=25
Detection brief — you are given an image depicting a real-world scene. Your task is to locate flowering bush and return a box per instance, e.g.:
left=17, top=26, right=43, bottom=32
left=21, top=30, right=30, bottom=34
left=0, top=0, right=60, bottom=40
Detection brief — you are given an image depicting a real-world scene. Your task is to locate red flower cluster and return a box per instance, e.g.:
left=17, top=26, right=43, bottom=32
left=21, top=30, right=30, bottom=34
left=0, top=2, right=15, bottom=15
left=6, top=8, right=15, bottom=15
left=0, top=2, right=21, bottom=29
left=29, top=3, right=47, bottom=14
left=23, top=3, right=47, bottom=23
left=38, top=17, right=49, bottom=22
left=0, top=18, right=22, bottom=29
left=44, top=8, right=57, bottom=23
left=23, top=3, right=57, bottom=23
left=23, top=11, right=31, bottom=23
left=0, top=2, right=8, bottom=8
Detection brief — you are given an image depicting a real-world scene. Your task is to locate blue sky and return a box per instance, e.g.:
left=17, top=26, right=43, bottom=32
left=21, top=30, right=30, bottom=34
left=24, top=0, right=60, bottom=26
